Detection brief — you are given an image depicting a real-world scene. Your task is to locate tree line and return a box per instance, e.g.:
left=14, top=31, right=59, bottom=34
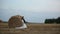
left=45, top=17, right=60, bottom=24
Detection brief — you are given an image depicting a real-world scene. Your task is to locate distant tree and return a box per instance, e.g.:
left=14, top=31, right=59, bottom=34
left=44, top=17, right=60, bottom=24
left=56, top=17, right=60, bottom=24
left=3, top=21, right=8, bottom=23
left=45, top=19, right=55, bottom=24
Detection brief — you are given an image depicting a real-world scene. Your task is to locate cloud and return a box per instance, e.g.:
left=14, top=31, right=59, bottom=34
left=23, top=0, right=60, bottom=12
left=0, top=0, right=60, bottom=12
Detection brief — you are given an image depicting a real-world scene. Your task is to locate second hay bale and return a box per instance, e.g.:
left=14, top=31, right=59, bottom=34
left=8, top=15, right=23, bottom=28
left=0, top=20, right=3, bottom=23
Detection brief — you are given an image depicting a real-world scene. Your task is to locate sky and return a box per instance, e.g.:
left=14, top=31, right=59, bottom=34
left=0, top=0, right=60, bottom=23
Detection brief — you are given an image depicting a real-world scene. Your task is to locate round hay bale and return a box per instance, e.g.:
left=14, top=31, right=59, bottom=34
left=0, top=20, right=3, bottom=23
left=8, top=15, right=23, bottom=28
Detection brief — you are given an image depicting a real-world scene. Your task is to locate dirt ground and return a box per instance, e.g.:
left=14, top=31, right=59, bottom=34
left=0, top=23, right=60, bottom=34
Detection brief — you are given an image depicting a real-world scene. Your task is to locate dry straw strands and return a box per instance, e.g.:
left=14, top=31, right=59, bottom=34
left=8, top=15, right=23, bottom=28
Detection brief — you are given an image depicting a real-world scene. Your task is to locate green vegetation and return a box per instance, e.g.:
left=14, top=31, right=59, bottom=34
left=3, top=21, right=8, bottom=23
left=45, top=17, right=60, bottom=24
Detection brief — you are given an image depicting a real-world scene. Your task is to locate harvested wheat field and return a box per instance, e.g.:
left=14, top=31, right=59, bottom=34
left=0, top=23, right=60, bottom=34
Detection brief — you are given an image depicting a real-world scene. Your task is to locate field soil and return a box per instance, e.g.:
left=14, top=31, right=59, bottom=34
left=0, top=23, right=60, bottom=34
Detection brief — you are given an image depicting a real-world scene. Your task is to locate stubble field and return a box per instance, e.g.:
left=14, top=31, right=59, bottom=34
left=0, top=23, right=60, bottom=34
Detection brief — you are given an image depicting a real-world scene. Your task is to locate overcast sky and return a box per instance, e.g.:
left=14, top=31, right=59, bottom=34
left=0, top=0, right=60, bottom=23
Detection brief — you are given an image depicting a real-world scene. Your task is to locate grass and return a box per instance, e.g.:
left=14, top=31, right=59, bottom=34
left=0, top=23, right=60, bottom=34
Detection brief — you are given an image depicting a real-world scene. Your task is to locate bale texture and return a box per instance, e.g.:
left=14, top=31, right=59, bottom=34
left=8, top=15, right=23, bottom=28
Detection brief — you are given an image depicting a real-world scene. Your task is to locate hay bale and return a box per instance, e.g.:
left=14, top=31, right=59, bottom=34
left=8, top=15, right=23, bottom=28
left=0, top=20, right=3, bottom=23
